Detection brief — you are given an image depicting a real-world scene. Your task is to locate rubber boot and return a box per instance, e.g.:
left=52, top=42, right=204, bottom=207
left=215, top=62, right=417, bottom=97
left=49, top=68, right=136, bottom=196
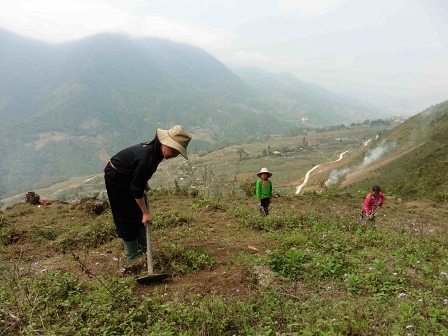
left=137, top=226, right=147, bottom=256
left=123, top=239, right=139, bottom=263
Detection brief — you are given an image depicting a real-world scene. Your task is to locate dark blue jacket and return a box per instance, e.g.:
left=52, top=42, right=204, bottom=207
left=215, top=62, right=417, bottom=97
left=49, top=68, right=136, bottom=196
left=104, top=136, right=163, bottom=198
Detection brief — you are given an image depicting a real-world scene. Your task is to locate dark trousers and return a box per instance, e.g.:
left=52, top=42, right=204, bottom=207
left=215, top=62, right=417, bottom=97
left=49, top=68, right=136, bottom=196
left=260, top=198, right=270, bottom=216
left=105, top=180, right=146, bottom=241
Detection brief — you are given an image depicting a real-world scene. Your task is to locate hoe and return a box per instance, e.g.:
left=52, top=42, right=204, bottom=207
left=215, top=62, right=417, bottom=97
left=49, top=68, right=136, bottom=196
left=137, top=192, right=168, bottom=284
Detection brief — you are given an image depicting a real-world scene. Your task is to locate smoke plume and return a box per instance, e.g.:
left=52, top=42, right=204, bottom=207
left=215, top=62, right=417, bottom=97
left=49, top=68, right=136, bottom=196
left=325, top=140, right=395, bottom=187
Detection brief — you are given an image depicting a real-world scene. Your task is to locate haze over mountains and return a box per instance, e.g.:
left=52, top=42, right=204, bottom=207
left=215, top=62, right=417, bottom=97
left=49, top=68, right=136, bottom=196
left=0, top=29, right=419, bottom=200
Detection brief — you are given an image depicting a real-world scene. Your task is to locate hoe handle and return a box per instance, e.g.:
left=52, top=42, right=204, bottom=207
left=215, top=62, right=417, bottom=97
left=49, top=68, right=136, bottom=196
left=144, top=191, right=154, bottom=275
left=146, top=222, right=154, bottom=275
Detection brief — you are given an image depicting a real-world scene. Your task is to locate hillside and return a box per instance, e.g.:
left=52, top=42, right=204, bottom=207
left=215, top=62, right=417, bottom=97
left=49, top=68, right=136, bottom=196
left=2, top=102, right=448, bottom=333
left=1, top=190, right=448, bottom=334
left=330, top=100, right=448, bottom=200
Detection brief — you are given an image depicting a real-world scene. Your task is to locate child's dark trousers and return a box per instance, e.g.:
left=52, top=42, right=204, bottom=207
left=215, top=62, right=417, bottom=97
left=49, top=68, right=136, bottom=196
left=260, top=198, right=270, bottom=216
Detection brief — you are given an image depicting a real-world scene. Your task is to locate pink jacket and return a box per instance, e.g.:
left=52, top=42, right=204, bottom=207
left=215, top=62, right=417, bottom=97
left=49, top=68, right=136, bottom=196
left=362, top=192, right=384, bottom=215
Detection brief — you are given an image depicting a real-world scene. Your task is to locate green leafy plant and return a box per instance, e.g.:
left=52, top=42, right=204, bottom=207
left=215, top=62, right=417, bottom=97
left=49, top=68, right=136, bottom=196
left=268, top=247, right=310, bottom=280
left=346, top=273, right=361, bottom=293
left=314, top=257, right=349, bottom=278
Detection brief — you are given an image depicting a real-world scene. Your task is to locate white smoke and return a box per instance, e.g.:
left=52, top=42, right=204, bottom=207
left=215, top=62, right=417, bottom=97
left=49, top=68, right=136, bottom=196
left=325, top=167, right=350, bottom=187
left=359, top=141, right=390, bottom=169
left=325, top=140, right=395, bottom=187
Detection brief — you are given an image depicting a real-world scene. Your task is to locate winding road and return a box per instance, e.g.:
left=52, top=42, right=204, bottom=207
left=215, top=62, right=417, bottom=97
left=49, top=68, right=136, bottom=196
left=295, top=151, right=349, bottom=195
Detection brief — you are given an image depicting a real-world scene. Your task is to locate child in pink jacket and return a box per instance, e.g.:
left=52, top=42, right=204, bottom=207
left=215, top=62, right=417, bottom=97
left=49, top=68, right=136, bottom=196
left=362, top=185, right=384, bottom=221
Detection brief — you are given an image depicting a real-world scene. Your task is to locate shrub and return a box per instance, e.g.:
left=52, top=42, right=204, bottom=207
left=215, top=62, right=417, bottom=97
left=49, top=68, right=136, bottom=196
left=240, top=181, right=257, bottom=198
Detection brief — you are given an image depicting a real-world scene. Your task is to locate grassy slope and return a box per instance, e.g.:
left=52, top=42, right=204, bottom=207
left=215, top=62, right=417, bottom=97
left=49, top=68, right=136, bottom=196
left=1, top=193, right=448, bottom=334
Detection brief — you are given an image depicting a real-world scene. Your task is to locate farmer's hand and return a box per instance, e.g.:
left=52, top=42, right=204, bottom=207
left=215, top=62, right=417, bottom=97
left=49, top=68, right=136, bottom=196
left=142, top=213, right=153, bottom=226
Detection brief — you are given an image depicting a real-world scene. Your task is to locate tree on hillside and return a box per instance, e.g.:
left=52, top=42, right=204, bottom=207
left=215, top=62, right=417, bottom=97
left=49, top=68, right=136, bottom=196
left=236, top=148, right=249, bottom=160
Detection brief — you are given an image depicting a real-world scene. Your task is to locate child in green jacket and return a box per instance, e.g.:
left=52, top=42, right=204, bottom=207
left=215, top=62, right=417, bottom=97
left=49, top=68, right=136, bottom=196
left=256, top=168, right=273, bottom=216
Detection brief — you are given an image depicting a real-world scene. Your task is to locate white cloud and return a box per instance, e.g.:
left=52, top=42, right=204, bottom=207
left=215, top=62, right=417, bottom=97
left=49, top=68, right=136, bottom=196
left=277, top=0, right=346, bottom=15
left=19, top=0, right=95, bottom=14
left=0, top=0, right=233, bottom=48
left=135, top=15, right=231, bottom=47
left=0, top=0, right=133, bottom=42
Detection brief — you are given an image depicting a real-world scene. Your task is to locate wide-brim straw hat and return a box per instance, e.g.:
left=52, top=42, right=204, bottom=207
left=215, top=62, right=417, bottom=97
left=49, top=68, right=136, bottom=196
left=257, top=167, right=272, bottom=178
left=156, top=125, right=192, bottom=159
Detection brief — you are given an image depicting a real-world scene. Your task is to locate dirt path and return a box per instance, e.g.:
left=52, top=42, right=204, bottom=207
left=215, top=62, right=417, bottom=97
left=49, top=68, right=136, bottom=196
left=295, top=151, right=349, bottom=194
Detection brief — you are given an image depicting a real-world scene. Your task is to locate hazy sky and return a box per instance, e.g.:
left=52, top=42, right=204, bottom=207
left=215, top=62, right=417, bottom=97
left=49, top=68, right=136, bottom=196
left=1, top=0, right=448, bottom=111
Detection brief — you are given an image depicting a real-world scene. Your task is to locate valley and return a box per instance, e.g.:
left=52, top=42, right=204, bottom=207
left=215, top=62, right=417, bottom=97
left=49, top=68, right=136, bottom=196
left=1, top=122, right=397, bottom=209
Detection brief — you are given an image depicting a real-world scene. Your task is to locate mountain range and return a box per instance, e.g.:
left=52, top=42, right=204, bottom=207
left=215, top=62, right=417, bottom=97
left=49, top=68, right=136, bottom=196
left=1, top=28, right=388, bottom=199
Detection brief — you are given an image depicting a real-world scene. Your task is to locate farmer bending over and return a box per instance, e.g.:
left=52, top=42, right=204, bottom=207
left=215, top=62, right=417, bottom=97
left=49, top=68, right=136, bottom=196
left=362, top=185, right=384, bottom=221
left=104, top=125, right=192, bottom=263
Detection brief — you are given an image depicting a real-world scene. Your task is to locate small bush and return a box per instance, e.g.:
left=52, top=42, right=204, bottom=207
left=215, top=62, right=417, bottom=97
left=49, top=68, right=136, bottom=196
left=240, top=181, right=257, bottom=198
left=54, top=218, right=117, bottom=252
left=302, top=190, right=317, bottom=197
left=0, top=225, right=14, bottom=246
left=34, top=227, right=58, bottom=241
left=153, top=212, right=194, bottom=229
left=162, top=244, right=214, bottom=276
left=194, top=199, right=226, bottom=212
